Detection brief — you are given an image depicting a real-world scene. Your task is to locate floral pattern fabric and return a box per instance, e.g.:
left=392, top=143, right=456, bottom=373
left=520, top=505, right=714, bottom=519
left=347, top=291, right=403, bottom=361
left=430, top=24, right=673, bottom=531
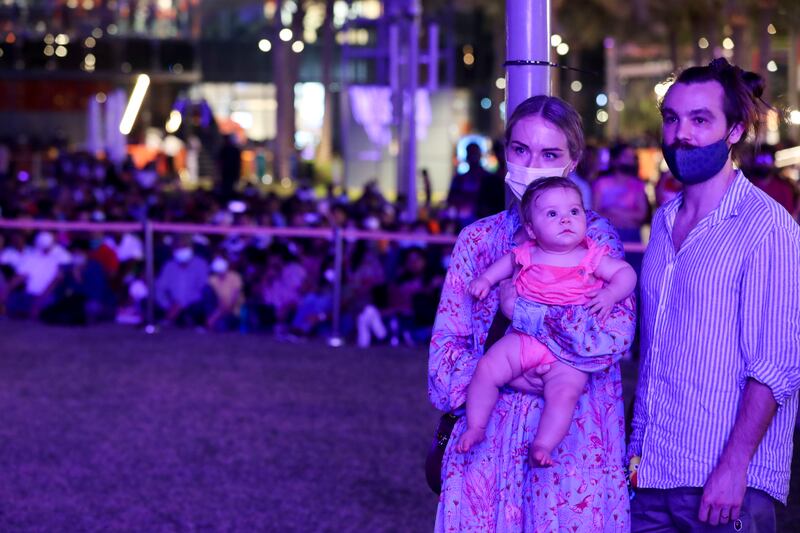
left=428, top=207, right=631, bottom=532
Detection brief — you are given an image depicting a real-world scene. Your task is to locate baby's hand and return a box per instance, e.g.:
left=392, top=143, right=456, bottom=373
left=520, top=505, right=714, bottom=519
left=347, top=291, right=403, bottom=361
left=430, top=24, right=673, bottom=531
left=585, top=288, right=616, bottom=321
left=469, top=276, right=492, bottom=300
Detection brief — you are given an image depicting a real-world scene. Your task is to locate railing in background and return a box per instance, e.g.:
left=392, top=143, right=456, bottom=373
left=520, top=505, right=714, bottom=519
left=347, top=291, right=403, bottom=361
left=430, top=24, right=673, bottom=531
left=0, top=219, right=646, bottom=345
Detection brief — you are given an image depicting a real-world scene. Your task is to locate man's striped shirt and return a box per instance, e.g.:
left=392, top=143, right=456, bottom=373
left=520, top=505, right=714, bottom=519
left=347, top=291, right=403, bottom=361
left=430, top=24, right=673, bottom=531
left=630, top=171, right=800, bottom=503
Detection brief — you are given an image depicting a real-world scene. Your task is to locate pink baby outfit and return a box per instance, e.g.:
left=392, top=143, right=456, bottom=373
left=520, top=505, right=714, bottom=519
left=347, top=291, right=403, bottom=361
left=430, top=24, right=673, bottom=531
left=511, top=238, right=608, bottom=370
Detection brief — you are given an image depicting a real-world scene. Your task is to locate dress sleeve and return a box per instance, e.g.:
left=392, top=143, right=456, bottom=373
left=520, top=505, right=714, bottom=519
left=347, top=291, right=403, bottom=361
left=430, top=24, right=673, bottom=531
left=428, top=227, right=481, bottom=412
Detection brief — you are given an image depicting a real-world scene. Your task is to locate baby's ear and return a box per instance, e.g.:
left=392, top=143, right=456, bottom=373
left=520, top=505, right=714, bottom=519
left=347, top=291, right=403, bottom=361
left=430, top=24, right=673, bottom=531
left=524, top=223, right=536, bottom=240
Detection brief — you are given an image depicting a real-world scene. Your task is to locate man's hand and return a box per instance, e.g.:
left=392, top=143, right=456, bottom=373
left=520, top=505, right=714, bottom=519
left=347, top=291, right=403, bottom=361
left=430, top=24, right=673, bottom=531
left=585, top=288, right=615, bottom=321
left=507, top=363, right=550, bottom=395
left=698, top=461, right=747, bottom=526
left=498, top=280, right=518, bottom=319
left=469, top=276, right=492, bottom=300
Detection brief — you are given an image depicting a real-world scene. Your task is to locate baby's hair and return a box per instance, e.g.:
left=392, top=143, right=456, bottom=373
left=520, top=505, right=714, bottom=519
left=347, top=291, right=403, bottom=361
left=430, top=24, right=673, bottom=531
left=520, top=177, right=583, bottom=225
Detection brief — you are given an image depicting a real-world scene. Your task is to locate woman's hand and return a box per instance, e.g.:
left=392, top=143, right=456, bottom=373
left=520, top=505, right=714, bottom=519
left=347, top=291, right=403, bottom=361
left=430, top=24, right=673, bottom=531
left=507, top=363, right=551, bottom=395
left=498, top=279, right=518, bottom=319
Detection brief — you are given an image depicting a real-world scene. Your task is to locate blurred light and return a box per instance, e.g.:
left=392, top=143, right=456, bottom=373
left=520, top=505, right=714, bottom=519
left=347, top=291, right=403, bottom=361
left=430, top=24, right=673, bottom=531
left=231, top=111, right=253, bottom=129
left=499, top=101, right=506, bottom=121
left=5, top=33, right=14, bottom=44
left=171, top=63, right=183, bottom=74
left=261, top=174, right=273, bottom=185
left=107, top=24, right=118, bottom=35
left=258, top=38, right=272, bottom=52
left=84, top=36, right=96, bottom=48
left=281, top=177, right=292, bottom=188
left=55, top=33, right=69, bottom=45
left=44, top=45, right=55, bottom=57
left=84, top=53, right=96, bottom=66
left=279, top=28, right=293, bottom=41
left=766, top=109, right=780, bottom=145
left=767, top=60, right=777, bottom=72
left=698, top=37, right=709, bottom=49
left=767, top=24, right=776, bottom=35
left=0, top=49, right=4, bottom=58
left=654, top=81, right=673, bottom=98
left=556, top=43, right=569, bottom=56
left=165, top=110, right=182, bottom=133
left=570, top=80, right=582, bottom=92
left=790, top=110, right=800, bottom=125
left=596, top=93, right=608, bottom=106
left=776, top=145, right=800, bottom=168
left=722, top=37, right=734, bottom=50
left=228, top=200, right=247, bottom=214
left=119, top=74, right=151, bottom=135
left=462, top=44, right=473, bottom=54
left=82, top=0, right=94, bottom=8
left=67, top=0, right=78, bottom=7
left=92, top=27, right=103, bottom=39
left=596, top=110, right=609, bottom=123
left=463, top=53, right=474, bottom=66
left=495, top=77, right=506, bottom=90
left=44, top=34, right=54, bottom=45
left=613, top=100, right=625, bottom=111
left=480, top=97, right=492, bottom=110
left=96, top=92, right=107, bottom=104
left=550, top=34, right=562, bottom=47
left=55, top=45, right=67, bottom=57
left=291, top=41, right=304, bottom=53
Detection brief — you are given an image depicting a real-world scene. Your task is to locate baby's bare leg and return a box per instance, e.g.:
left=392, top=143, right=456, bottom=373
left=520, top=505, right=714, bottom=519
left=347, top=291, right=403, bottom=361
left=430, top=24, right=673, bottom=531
left=529, top=362, right=589, bottom=466
left=456, top=333, right=524, bottom=453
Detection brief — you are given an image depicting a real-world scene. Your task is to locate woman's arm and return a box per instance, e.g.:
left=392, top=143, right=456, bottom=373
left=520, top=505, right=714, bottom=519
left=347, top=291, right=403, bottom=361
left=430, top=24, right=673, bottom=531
left=428, top=227, right=482, bottom=411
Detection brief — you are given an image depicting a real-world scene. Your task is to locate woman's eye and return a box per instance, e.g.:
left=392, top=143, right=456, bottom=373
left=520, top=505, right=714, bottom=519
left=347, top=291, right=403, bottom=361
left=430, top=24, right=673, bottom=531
left=543, top=152, right=558, bottom=160
left=514, top=146, right=527, bottom=155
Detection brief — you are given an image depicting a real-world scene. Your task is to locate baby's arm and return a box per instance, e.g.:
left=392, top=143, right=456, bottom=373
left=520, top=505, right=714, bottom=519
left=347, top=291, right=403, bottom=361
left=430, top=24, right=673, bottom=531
left=469, top=253, right=515, bottom=300
left=586, top=256, right=637, bottom=320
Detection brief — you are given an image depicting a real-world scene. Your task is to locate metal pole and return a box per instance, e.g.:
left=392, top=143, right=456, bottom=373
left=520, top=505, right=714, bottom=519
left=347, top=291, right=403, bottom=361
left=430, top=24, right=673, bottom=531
left=328, top=226, right=344, bottom=347
left=404, top=0, right=420, bottom=222
left=789, top=28, right=799, bottom=140
left=144, top=219, right=156, bottom=334
left=506, top=0, right=551, bottom=118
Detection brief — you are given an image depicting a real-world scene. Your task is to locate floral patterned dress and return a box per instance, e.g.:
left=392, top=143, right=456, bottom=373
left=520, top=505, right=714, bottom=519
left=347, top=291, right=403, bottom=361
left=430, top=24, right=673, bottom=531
left=428, top=207, right=633, bottom=532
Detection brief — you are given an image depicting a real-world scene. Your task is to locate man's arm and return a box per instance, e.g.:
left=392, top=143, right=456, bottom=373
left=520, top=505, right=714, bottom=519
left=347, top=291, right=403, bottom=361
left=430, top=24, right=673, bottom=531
left=698, top=379, right=777, bottom=526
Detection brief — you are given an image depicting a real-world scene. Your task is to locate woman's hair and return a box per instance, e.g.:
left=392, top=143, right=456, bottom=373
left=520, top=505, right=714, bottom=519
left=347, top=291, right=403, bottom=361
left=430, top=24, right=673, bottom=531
left=520, top=177, right=582, bottom=225
left=662, top=57, right=770, bottom=147
left=504, top=95, right=585, bottom=162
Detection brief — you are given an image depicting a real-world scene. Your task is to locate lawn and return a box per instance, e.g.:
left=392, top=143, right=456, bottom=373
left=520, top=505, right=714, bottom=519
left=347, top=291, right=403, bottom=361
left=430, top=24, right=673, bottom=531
left=0, top=322, right=796, bottom=532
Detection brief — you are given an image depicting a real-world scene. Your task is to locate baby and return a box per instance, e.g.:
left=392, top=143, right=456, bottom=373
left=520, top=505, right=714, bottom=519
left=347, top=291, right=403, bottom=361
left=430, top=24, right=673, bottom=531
left=456, top=177, right=637, bottom=466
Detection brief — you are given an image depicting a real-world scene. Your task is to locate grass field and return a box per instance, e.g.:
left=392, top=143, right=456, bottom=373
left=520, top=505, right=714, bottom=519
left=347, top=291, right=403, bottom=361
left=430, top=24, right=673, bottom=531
left=0, top=322, right=796, bottom=532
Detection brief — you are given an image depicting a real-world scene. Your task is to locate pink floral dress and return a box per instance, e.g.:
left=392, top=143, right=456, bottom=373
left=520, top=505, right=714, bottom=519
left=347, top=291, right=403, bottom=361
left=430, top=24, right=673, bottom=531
left=429, top=207, right=633, bottom=532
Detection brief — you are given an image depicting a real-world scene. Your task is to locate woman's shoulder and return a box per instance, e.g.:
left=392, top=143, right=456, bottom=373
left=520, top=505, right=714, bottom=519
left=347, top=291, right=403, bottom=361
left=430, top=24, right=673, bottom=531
left=584, top=211, right=623, bottom=257
left=456, top=210, right=512, bottom=243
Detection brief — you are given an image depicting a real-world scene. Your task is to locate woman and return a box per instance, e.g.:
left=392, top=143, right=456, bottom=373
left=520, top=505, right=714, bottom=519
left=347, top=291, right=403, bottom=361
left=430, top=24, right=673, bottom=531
left=429, top=95, right=632, bottom=531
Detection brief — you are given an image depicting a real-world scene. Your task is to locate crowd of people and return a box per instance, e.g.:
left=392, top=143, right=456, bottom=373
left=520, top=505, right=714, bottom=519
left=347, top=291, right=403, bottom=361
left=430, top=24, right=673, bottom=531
left=0, top=89, right=798, bottom=350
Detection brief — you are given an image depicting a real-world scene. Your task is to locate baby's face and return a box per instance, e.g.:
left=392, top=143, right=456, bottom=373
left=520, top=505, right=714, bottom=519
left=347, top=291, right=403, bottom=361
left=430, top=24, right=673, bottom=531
left=525, top=187, right=587, bottom=252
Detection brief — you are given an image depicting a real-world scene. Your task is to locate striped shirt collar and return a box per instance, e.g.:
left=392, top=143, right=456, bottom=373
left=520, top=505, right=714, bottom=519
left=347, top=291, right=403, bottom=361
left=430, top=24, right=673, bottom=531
left=662, top=169, right=750, bottom=229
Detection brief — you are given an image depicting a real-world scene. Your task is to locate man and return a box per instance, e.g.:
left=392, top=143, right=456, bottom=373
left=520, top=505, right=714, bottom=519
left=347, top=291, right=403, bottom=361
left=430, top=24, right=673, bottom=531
left=154, top=236, right=211, bottom=327
left=630, top=58, right=800, bottom=531
left=447, top=142, right=487, bottom=224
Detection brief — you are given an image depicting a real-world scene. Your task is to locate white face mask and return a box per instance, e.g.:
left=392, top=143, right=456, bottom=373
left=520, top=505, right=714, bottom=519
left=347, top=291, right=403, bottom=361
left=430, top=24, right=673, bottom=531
left=174, top=247, right=193, bottom=263
left=504, top=161, right=571, bottom=200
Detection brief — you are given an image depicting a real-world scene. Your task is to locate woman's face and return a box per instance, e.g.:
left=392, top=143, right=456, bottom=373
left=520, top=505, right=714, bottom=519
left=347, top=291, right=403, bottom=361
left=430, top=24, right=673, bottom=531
left=506, top=115, right=577, bottom=171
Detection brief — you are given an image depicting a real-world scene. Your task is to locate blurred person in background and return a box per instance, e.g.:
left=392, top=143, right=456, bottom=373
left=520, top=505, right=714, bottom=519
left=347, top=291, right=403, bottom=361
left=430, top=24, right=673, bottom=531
left=448, top=142, right=486, bottom=225
left=475, top=139, right=507, bottom=219
left=206, top=256, right=243, bottom=332
left=592, top=143, right=650, bottom=242
left=259, top=242, right=307, bottom=336
left=654, top=169, right=683, bottom=207
left=6, top=231, right=71, bottom=319
left=40, top=239, right=116, bottom=325
left=743, top=146, right=799, bottom=218
left=154, top=235, right=211, bottom=327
